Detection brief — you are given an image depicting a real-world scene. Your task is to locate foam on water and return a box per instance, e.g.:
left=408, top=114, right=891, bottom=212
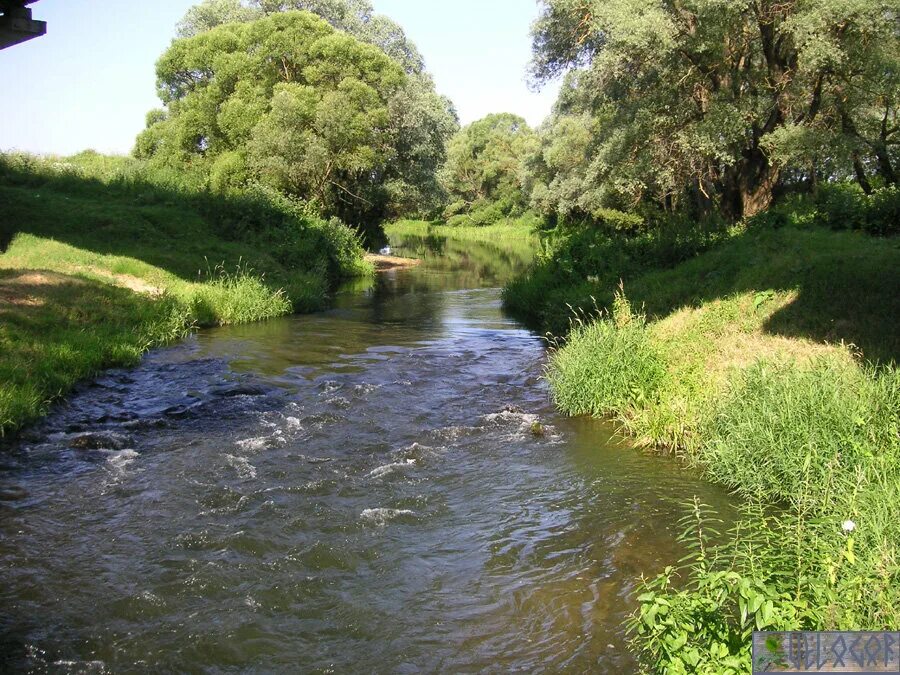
left=360, top=508, right=416, bottom=526
left=225, top=454, right=258, bottom=480
left=368, top=459, right=417, bottom=479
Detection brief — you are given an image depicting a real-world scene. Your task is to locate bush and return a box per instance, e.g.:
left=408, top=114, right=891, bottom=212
left=814, top=183, right=900, bottom=236
left=546, top=293, right=668, bottom=417
left=867, top=186, right=900, bottom=236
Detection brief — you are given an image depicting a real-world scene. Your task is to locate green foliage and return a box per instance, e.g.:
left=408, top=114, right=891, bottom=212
left=526, top=0, right=900, bottom=221
left=628, top=502, right=817, bottom=674
left=546, top=293, right=668, bottom=417
left=503, top=214, right=733, bottom=334
left=148, top=4, right=458, bottom=229
left=814, top=184, right=900, bottom=236
left=178, top=0, right=426, bottom=75
left=439, top=113, right=537, bottom=226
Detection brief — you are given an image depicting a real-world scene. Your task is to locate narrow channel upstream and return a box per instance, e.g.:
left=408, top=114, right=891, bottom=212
left=0, top=233, right=735, bottom=672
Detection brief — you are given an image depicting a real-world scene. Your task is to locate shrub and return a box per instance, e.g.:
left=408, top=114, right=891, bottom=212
left=546, top=293, right=668, bottom=417
left=814, top=183, right=900, bottom=236
left=867, top=186, right=900, bottom=236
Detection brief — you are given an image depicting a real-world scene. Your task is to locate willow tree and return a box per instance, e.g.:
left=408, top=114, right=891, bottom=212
left=136, top=11, right=406, bottom=226
left=177, top=0, right=425, bottom=74
left=530, top=0, right=900, bottom=218
left=440, top=113, right=537, bottom=223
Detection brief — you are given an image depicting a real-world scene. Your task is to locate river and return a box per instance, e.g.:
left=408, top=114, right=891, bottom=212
left=0, top=232, right=734, bottom=672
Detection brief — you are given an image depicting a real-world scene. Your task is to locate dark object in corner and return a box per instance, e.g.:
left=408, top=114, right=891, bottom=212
left=0, top=1, right=46, bottom=50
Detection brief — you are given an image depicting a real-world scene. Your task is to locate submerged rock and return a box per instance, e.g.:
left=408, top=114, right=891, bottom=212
left=68, top=431, right=132, bottom=451
left=209, top=383, right=270, bottom=398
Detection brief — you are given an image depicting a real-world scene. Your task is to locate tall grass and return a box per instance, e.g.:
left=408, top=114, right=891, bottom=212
left=182, top=264, right=293, bottom=326
left=547, top=293, right=667, bottom=419
left=548, top=293, right=900, bottom=670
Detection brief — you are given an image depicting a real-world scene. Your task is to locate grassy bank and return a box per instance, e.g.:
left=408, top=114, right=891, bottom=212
left=386, top=216, right=541, bottom=245
left=0, top=152, right=371, bottom=435
left=536, top=223, right=899, bottom=672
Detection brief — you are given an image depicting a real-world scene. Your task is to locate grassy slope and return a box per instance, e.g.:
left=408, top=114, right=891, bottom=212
left=543, top=225, right=900, bottom=670
left=0, top=160, right=369, bottom=435
left=620, top=227, right=896, bottom=448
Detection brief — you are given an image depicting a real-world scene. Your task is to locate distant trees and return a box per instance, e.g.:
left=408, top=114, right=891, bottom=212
left=138, top=2, right=457, bottom=228
left=440, top=113, right=537, bottom=225
left=526, top=0, right=900, bottom=221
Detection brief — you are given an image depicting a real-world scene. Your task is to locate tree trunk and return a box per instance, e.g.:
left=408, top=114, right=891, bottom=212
left=740, top=147, right=779, bottom=217
left=852, top=151, right=873, bottom=195
left=873, top=142, right=897, bottom=186
left=721, top=147, right=780, bottom=219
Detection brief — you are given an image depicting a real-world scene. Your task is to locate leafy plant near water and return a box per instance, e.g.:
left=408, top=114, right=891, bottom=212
left=547, top=285, right=900, bottom=671
left=546, top=292, right=667, bottom=420
left=184, top=262, right=293, bottom=326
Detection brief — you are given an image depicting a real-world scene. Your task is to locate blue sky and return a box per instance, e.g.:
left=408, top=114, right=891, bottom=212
left=0, top=0, right=559, bottom=156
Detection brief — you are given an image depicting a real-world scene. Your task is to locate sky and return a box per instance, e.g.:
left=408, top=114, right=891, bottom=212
left=0, top=0, right=560, bottom=156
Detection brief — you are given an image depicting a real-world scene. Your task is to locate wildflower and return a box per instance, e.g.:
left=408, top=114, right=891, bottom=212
left=842, top=520, right=856, bottom=533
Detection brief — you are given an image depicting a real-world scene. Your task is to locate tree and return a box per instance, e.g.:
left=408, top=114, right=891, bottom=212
left=137, top=11, right=405, bottom=227
left=177, top=0, right=424, bottom=74
left=529, top=0, right=900, bottom=219
left=176, top=0, right=259, bottom=37
left=165, top=0, right=457, bottom=222
left=440, top=113, right=537, bottom=224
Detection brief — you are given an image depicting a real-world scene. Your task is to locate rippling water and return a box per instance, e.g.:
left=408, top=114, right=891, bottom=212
left=0, top=234, right=734, bottom=672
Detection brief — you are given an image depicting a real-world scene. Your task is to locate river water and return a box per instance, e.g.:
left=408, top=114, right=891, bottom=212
left=0, top=232, right=734, bottom=672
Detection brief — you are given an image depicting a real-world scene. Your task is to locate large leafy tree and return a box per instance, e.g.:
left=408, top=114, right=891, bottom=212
left=137, top=12, right=404, bottom=226
left=440, top=113, right=537, bottom=222
left=142, top=2, right=457, bottom=224
left=177, top=0, right=425, bottom=74
left=529, top=0, right=900, bottom=219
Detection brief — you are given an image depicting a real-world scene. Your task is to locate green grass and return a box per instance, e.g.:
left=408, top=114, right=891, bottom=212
left=0, top=268, right=193, bottom=434
left=0, top=151, right=373, bottom=435
left=541, top=224, right=900, bottom=672
left=386, top=217, right=541, bottom=244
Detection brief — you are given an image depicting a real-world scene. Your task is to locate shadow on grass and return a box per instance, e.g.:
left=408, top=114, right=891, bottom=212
left=0, top=154, right=358, bottom=288
left=510, top=225, right=900, bottom=364
left=636, top=227, right=900, bottom=364
left=0, top=268, right=188, bottom=435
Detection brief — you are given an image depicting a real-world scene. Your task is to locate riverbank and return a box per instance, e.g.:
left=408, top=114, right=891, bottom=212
left=386, top=217, right=540, bottom=246
left=364, top=253, right=421, bottom=271
left=0, top=152, right=372, bottom=436
left=530, top=223, right=899, bottom=671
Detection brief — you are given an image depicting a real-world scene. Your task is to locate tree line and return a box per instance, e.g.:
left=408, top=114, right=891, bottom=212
left=135, top=0, right=900, bottom=239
